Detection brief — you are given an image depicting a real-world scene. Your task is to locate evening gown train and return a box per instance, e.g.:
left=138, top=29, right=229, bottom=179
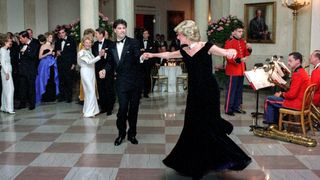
left=163, top=42, right=251, bottom=178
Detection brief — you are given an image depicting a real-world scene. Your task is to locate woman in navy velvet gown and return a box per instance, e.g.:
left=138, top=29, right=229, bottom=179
left=142, top=20, right=251, bottom=179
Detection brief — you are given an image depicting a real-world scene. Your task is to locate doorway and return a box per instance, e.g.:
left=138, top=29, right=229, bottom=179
left=135, top=14, right=155, bottom=40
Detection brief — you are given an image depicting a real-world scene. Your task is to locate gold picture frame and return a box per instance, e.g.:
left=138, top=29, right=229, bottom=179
left=244, top=2, right=276, bottom=43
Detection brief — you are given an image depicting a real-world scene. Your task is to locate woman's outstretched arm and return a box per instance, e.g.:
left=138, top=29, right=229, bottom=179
left=142, top=50, right=182, bottom=60
left=208, top=44, right=237, bottom=59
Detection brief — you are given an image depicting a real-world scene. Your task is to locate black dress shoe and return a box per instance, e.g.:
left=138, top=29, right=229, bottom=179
left=28, top=105, right=35, bottom=110
left=99, top=110, right=107, bottom=114
left=106, top=111, right=112, bottom=116
left=66, top=99, right=72, bottom=103
left=17, top=104, right=26, bottom=109
left=114, top=136, right=125, bottom=146
left=234, top=109, right=246, bottom=114
left=57, top=98, right=65, bottom=102
left=143, top=94, right=149, bottom=98
left=225, top=112, right=235, bottom=116
left=128, top=136, right=138, bottom=144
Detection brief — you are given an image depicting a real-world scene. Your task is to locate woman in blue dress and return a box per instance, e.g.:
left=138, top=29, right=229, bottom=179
left=35, top=32, right=59, bottom=104
left=142, top=20, right=251, bottom=179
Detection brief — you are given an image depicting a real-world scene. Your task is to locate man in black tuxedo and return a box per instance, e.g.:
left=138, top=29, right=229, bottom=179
left=92, top=27, right=115, bottom=115
left=99, top=19, right=144, bottom=146
left=17, top=31, right=39, bottom=110
left=55, top=28, right=77, bottom=103
left=139, top=29, right=157, bottom=98
left=26, top=28, right=40, bottom=49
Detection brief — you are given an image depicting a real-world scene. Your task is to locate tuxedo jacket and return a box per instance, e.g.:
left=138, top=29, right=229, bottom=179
left=55, top=36, right=77, bottom=66
left=139, top=39, right=157, bottom=67
left=92, top=39, right=113, bottom=75
left=105, top=37, right=143, bottom=91
left=18, top=39, right=39, bottom=77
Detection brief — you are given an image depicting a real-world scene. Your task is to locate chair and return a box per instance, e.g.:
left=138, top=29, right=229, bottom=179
left=176, top=62, right=188, bottom=92
left=311, top=103, right=320, bottom=131
left=151, top=66, right=168, bottom=92
left=278, top=84, right=317, bottom=137
left=176, top=73, right=188, bottom=92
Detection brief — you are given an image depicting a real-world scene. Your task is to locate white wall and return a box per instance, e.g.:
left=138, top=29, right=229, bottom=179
left=48, top=0, right=80, bottom=31
left=35, top=0, right=48, bottom=35
left=7, top=0, right=25, bottom=33
left=227, top=0, right=313, bottom=70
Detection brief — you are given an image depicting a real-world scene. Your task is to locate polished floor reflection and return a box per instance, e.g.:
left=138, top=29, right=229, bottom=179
left=0, top=91, right=319, bottom=180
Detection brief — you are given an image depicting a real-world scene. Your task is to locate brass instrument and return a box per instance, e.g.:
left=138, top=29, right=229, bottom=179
left=311, top=104, right=320, bottom=131
left=264, top=56, right=291, bottom=91
left=252, top=125, right=317, bottom=147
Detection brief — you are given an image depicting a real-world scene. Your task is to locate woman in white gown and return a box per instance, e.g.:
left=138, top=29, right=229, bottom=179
left=0, top=34, right=15, bottom=114
left=77, top=35, right=105, bottom=117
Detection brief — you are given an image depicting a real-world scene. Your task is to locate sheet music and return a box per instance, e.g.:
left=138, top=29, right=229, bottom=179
left=244, top=68, right=274, bottom=90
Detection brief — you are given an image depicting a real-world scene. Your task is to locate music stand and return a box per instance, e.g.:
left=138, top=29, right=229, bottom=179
left=244, top=65, right=273, bottom=130
left=250, top=89, right=264, bottom=130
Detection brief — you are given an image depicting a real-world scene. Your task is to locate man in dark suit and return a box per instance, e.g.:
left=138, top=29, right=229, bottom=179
left=92, top=27, right=115, bottom=115
left=139, top=29, right=157, bottom=98
left=17, top=31, right=39, bottom=110
left=55, top=27, right=77, bottom=103
left=26, top=28, right=40, bottom=46
left=99, top=19, right=144, bottom=146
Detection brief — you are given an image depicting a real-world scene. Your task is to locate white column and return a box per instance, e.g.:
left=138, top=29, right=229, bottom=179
left=116, top=0, right=134, bottom=37
left=80, top=0, right=99, bottom=38
left=194, top=0, right=209, bottom=41
left=310, top=0, right=320, bottom=52
left=0, top=0, right=7, bottom=33
left=35, top=0, right=48, bottom=35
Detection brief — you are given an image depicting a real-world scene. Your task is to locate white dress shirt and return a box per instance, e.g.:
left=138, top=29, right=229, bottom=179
left=116, top=38, right=125, bottom=60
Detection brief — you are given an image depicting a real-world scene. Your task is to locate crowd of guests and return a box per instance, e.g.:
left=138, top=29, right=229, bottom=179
left=0, top=26, right=181, bottom=116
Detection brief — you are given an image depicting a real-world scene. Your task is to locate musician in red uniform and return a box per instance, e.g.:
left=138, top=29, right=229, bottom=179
left=310, top=50, right=320, bottom=106
left=264, top=52, right=310, bottom=124
left=224, top=24, right=252, bottom=116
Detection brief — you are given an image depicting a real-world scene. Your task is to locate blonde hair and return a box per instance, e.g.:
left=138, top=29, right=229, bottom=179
left=44, top=32, right=53, bottom=39
left=174, top=20, right=200, bottom=42
left=81, top=35, right=93, bottom=44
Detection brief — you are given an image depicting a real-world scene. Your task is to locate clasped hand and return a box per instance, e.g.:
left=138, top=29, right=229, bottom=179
left=99, top=69, right=106, bottom=79
left=142, top=53, right=153, bottom=60
left=226, top=49, right=237, bottom=59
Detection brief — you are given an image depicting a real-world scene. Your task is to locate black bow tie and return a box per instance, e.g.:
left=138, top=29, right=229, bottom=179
left=98, top=41, right=103, bottom=44
left=116, top=38, right=125, bottom=43
left=143, top=40, right=148, bottom=42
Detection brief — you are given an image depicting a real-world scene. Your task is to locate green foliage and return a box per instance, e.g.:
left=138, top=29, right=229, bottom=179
left=207, top=15, right=243, bottom=46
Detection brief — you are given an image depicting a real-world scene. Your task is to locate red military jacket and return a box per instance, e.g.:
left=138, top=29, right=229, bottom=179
left=283, top=67, right=310, bottom=110
left=311, top=64, right=320, bottom=106
left=224, top=37, right=251, bottom=76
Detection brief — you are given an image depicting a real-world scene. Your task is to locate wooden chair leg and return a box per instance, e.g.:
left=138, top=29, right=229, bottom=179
left=308, top=113, right=314, bottom=135
left=300, top=114, right=306, bottom=137
left=176, top=78, right=179, bottom=92
left=278, top=112, right=283, bottom=131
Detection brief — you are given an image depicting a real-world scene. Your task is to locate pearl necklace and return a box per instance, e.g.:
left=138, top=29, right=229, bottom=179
left=188, top=42, right=197, bottom=50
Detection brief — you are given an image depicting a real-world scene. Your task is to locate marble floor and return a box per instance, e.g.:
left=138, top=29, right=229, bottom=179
left=0, top=90, right=319, bottom=180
